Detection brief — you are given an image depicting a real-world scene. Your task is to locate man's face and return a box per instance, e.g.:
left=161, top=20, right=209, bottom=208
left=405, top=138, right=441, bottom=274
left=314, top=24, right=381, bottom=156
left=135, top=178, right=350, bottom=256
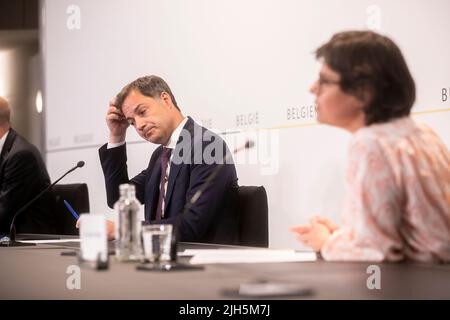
left=122, top=89, right=176, bottom=145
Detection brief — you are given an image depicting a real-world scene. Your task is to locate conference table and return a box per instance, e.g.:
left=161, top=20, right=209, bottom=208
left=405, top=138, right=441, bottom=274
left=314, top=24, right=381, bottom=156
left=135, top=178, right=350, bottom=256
left=1, top=234, right=450, bottom=300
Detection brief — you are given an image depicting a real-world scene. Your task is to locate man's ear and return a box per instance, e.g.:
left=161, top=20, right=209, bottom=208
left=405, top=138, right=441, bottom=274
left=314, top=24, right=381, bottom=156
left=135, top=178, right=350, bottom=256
left=160, top=92, right=173, bottom=108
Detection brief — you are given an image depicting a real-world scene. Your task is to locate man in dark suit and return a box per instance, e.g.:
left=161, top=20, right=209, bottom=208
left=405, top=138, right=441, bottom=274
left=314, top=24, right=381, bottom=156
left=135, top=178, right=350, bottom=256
left=99, top=75, right=239, bottom=244
left=0, top=96, right=55, bottom=237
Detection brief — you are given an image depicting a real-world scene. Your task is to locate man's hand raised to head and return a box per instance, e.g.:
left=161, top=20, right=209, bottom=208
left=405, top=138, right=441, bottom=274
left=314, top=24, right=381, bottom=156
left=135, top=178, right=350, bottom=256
left=106, top=98, right=129, bottom=143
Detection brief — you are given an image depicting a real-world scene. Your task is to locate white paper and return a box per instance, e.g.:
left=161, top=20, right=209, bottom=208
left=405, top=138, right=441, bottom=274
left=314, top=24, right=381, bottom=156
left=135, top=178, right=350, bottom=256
left=180, top=249, right=317, bottom=264
left=18, top=239, right=81, bottom=244
left=79, top=214, right=107, bottom=262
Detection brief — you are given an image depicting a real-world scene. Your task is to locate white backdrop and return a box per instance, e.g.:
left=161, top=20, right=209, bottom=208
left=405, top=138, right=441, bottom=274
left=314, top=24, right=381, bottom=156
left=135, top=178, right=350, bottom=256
left=41, top=0, right=450, bottom=248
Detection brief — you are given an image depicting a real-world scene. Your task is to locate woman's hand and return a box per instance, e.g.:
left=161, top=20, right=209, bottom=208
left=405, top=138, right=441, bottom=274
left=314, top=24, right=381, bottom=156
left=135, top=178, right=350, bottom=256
left=290, top=216, right=339, bottom=252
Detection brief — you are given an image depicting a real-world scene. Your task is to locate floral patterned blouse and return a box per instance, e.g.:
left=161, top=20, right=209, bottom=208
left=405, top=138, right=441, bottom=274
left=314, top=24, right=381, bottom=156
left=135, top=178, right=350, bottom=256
left=321, top=117, right=450, bottom=262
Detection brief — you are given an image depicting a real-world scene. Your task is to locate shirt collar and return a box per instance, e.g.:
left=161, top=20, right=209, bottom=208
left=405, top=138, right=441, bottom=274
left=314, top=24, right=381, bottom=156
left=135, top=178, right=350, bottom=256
left=165, top=117, right=188, bottom=149
left=0, top=129, right=10, bottom=155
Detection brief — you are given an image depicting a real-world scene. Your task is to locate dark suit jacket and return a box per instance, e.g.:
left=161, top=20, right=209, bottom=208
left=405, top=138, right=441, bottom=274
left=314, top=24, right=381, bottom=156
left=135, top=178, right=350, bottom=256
left=99, top=117, right=239, bottom=244
left=0, top=129, right=55, bottom=235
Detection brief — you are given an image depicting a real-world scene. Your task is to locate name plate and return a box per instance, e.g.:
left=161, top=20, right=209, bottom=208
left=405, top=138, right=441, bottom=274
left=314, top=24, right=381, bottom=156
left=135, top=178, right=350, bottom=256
left=79, top=214, right=107, bottom=262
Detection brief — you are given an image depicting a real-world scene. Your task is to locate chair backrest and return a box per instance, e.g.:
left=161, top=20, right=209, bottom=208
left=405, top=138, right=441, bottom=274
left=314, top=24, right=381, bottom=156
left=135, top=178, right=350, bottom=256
left=51, top=183, right=90, bottom=235
left=237, top=185, right=268, bottom=247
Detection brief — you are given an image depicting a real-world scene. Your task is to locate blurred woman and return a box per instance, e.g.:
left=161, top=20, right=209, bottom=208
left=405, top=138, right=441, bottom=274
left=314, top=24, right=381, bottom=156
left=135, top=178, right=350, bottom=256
left=291, top=30, right=450, bottom=262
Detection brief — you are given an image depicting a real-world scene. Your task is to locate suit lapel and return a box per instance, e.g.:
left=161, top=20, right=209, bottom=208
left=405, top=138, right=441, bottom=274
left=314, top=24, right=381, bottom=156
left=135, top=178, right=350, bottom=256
left=145, top=147, right=163, bottom=221
left=164, top=118, right=194, bottom=212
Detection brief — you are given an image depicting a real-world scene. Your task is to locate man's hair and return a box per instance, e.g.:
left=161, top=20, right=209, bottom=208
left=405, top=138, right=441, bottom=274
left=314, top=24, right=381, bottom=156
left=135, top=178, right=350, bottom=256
left=315, top=30, right=416, bottom=125
left=0, top=96, right=11, bottom=126
left=115, top=75, right=180, bottom=111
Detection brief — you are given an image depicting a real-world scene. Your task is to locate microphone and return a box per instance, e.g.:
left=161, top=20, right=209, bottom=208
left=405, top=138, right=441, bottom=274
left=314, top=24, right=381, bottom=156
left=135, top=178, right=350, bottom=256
left=0, top=161, right=86, bottom=247
left=233, top=140, right=254, bottom=154
left=170, top=140, right=254, bottom=261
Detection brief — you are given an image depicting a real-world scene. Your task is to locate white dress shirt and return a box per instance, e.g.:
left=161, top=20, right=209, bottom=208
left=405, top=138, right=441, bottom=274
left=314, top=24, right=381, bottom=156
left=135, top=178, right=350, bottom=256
left=0, top=130, right=10, bottom=155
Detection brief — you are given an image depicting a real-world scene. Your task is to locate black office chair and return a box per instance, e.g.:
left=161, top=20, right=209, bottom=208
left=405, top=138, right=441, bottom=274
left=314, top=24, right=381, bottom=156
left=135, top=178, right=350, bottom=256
left=237, top=185, right=269, bottom=247
left=51, top=183, right=90, bottom=235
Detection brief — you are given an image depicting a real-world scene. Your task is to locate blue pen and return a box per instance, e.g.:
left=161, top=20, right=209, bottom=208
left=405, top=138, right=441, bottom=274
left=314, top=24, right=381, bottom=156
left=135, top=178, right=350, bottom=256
left=63, top=200, right=79, bottom=220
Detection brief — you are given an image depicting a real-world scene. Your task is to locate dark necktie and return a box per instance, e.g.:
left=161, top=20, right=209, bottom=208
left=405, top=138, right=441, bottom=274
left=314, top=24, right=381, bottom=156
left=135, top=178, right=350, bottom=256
left=155, top=147, right=172, bottom=220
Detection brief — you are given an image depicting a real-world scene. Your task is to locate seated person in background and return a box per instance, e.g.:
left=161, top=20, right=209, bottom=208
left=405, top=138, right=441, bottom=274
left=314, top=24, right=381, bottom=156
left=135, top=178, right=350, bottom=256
left=291, top=30, right=450, bottom=263
left=97, top=75, right=239, bottom=244
left=0, top=96, right=55, bottom=238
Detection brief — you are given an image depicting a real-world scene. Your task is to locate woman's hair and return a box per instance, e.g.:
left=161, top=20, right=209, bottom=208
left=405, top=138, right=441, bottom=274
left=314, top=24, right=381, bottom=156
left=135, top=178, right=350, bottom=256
left=316, top=30, right=416, bottom=125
